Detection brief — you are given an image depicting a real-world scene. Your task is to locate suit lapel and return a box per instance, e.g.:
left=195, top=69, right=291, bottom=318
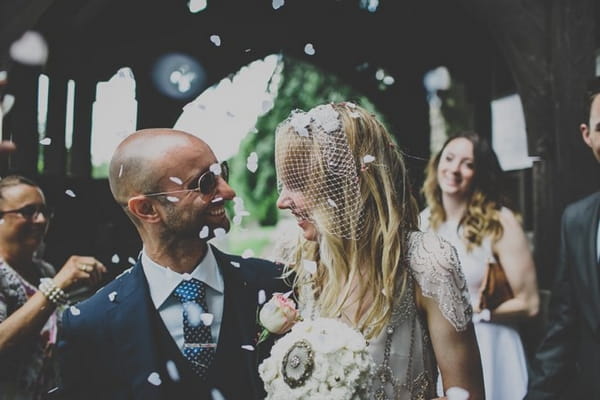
left=585, top=194, right=600, bottom=332
left=212, top=246, right=262, bottom=397
left=109, top=263, right=163, bottom=400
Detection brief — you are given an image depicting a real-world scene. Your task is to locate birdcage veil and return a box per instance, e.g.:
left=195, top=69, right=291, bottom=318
left=275, top=103, right=364, bottom=239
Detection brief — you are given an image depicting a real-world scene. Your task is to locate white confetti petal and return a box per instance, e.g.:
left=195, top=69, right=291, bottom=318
left=147, top=372, right=162, bottom=386
left=199, top=226, right=209, bottom=239
left=1, top=94, right=15, bottom=115
left=69, top=306, right=80, bottom=316
left=10, top=31, right=48, bottom=66
left=186, top=303, right=204, bottom=327
left=128, top=256, right=136, bottom=265
left=233, top=215, right=242, bottom=225
left=241, top=344, right=255, bottom=351
left=169, top=176, right=183, bottom=185
left=165, top=360, right=180, bottom=382
left=304, top=43, right=315, bottom=56
left=230, top=261, right=241, bottom=268
left=213, top=227, right=226, bottom=238
left=246, top=161, right=258, bottom=173
left=118, top=164, right=124, bottom=178
left=182, top=273, right=192, bottom=281
left=272, top=0, right=285, bottom=10
left=362, top=154, right=375, bottom=163
left=108, top=291, right=117, bottom=302
left=166, top=196, right=179, bottom=203
left=327, top=198, right=337, bottom=208
left=350, top=111, right=361, bottom=119
left=0, top=219, right=4, bottom=224
left=446, top=387, right=470, bottom=400
left=258, top=289, right=266, bottom=305
left=211, top=388, right=226, bottom=400
left=65, top=189, right=76, bottom=198
left=248, top=152, right=258, bottom=163
left=39, top=137, right=51, bottom=145
left=210, top=35, right=221, bottom=46
left=200, top=313, right=214, bottom=326
left=302, top=259, right=317, bottom=275
left=261, top=99, right=273, bottom=113
left=241, top=249, right=254, bottom=259
left=209, top=162, right=222, bottom=175
left=282, top=290, right=293, bottom=299
left=111, top=254, right=120, bottom=263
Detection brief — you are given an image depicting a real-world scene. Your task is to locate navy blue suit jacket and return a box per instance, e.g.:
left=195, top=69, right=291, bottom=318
left=54, top=246, right=289, bottom=400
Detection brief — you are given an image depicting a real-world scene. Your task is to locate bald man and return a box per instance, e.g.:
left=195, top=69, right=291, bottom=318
left=55, top=129, right=289, bottom=400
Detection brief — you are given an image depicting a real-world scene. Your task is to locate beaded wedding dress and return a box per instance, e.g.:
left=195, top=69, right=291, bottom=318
left=297, top=231, right=472, bottom=400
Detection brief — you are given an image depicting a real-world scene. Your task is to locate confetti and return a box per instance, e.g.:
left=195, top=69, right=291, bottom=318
left=446, top=387, right=470, bottom=400
left=166, top=196, right=179, bottom=203
left=182, top=273, right=192, bottom=281
left=147, top=372, right=161, bottom=386
left=118, top=164, right=124, bottom=178
left=327, top=198, right=337, bottom=208
left=209, top=162, right=222, bottom=176
left=69, top=306, right=80, bottom=316
left=241, top=249, right=254, bottom=259
left=169, top=177, right=183, bottom=185
left=111, top=254, right=120, bottom=263
left=210, top=35, right=221, bottom=46
left=1, top=94, right=15, bottom=115
left=39, top=137, right=51, bottom=145
left=185, top=303, right=204, bottom=327
left=233, top=215, right=242, bottom=225
left=258, top=289, right=266, bottom=305
left=199, top=226, right=209, bottom=239
left=200, top=313, right=214, bottom=326
left=362, top=155, right=375, bottom=163
left=272, top=0, right=285, bottom=10
left=230, top=261, right=241, bottom=268
left=10, top=31, right=48, bottom=66
left=211, top=388, right=226, bottom=400
left=241, top=345, right=255, bottom=351
left=65, top=189, right=76, bottom=198
left=0, top=219, right=4, bottom=225
left=108, top=291, right=117, bottom=302
left=165, top=360, right=180, bottom=382
left=304, top=43, right=315, bottom=56
left=128, top=256, right=136, bottom=265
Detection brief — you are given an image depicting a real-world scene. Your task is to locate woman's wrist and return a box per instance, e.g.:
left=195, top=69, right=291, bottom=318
left=38, top=277, right=68, bottom=306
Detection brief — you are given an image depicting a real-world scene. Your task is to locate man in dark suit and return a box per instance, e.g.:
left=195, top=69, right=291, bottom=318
left=525, top=79, right=600, bottom=399
left=55, top=128, right=290, bottom=399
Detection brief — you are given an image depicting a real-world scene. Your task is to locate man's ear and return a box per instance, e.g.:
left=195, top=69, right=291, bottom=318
left=127, top=196, right=161, bottom=223
left=581, top=123, right=593, bottom=149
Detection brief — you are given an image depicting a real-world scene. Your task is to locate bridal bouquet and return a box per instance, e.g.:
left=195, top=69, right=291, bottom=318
left=259, top=317, right=374, bottom=400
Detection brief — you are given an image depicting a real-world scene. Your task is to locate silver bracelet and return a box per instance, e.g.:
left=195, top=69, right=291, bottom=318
left=38, top=278, right=67, bottom=306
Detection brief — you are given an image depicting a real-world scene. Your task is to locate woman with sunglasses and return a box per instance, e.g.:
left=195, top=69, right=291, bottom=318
left=0, top=175, right=107, bottom=400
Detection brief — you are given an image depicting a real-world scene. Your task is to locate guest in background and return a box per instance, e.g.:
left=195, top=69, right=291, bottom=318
left=420, top=131, right=539, bottom=400
left=525, top=78, right=600, bottom=399
left=0, top=175, right=106, bottom=399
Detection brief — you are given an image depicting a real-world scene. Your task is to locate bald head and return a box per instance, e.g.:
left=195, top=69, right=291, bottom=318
left=109, top=128, right=211, bottom=205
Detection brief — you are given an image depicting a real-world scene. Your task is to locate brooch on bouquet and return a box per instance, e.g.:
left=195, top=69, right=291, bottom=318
left=259, top=317, right=374, bottom=400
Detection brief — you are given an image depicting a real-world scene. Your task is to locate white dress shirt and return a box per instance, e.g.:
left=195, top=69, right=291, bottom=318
left=141, top=246, right=224, bottom=351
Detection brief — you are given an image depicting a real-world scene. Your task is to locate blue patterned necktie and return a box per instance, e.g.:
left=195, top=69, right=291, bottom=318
left=172, top=278, right=215, bottom=378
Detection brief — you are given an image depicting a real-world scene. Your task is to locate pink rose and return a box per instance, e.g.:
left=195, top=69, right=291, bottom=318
left=259, top=293, right=299, bottom=336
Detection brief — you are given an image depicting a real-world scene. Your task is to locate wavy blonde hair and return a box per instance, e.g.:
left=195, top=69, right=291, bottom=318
left=275, top=103, right=419, bottom=339
left=421, top=131, right=509, bottom=251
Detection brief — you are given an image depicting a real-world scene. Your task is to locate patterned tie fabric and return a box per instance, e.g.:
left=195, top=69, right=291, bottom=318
left=172, top=278, right=215, bottom=378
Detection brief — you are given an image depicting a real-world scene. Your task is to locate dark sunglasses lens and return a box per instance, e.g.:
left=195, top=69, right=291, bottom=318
left=221, top=162, right=229, bottom=181
left=198, top=173, right=216, bottom=195
left=20, top=205, right=38, bottom=218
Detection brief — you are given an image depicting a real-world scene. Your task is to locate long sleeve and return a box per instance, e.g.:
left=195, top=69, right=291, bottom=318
left=525, top=211, right=577, bottom=400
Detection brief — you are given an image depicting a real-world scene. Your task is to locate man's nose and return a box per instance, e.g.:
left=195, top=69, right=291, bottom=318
left=215, top=176, right=236, bottom=200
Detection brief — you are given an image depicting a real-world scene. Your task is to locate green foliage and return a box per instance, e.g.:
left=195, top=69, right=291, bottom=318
left=228, top=55, right=383, bottom=227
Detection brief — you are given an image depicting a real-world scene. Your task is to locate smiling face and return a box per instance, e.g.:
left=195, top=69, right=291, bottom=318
left=0, top=183, right=49, bottom=252
left=582, top=93, right=600, bottom=163
left=436, top=137, right=476, bottom=199
left=153, top=138, right=235, bottom=240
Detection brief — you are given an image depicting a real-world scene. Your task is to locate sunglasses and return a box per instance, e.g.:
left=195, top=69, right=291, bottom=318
left=144, top=161, right=229, bottom=198
left=0, top=204, right=54, bottom=219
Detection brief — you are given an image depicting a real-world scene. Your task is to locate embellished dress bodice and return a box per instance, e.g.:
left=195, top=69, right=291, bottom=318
left=298, top=231, right=472, bottom=400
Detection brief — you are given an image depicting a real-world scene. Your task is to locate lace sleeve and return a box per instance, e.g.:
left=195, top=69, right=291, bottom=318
left=407, top=231, right=472, bottom=331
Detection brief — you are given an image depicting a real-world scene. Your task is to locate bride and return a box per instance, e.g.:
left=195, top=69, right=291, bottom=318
left=272, top=102, right=484, bottom=399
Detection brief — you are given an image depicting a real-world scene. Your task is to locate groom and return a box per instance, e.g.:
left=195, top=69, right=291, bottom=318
left=55, top=129, right=289, bottom=399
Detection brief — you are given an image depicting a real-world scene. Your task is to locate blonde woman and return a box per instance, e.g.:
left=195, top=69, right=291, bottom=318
left=274, top=103, right=484, bottom=400
left=420, top=131, right=539, bottom=400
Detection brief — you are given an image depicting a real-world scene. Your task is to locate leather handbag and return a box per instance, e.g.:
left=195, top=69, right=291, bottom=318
left=478, top=259, right=514, bottom=311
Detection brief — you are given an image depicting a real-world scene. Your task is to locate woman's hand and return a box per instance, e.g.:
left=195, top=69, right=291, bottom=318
left=53, top=255, right=108, bottom=291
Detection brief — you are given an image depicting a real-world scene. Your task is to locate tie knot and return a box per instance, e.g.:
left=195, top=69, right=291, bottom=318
left=173, top=278, right=205, bottom=303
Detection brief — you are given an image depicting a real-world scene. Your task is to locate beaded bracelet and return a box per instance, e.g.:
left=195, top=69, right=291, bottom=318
left=38, top=277, right=67, bottom=306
